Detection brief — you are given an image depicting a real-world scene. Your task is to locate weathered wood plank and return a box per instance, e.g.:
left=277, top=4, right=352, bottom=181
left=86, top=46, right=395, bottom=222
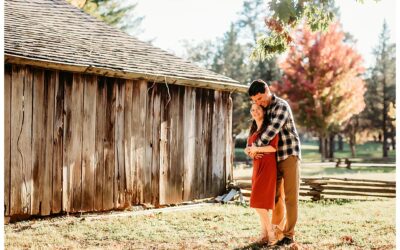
left=211, top=91, right=224, bottom=195
left=103, top=78, right=116, bottom=210
left=183, top=87, right=196, bottom=201
left=81, top=75, right=97, bottom=212
left=94, top=77, right=106, bottom=211
left=32, top=68, right=45, bottom=215
left=158, top=83, right=172, bottom=205
left=62, top=73, right=70, bottom=212
left=72, top=74, right=84, bottom=213
left=305, top=190, right=395, bottom=198
left=158, top=84, right=170, bottom=205
left=205, top=91, right=214, bottom=197
left=144, top=83, right=154, bottom=204
left=132, top=80, right=147, bottom=204
left=10, top=65, right=33, bottom=215
left=31, top=69, right=55, bottom=215
left=151, top=85, right=161, bottom=206
left=115, top=80, right=125, bottom=208
left=163, top=84, right=184, bottom=204
left=225, top=93, right=233, bottom=184
left=321, top=186, right=396, bottom=194
left=52, top=70, right=64, bottom=214
left=63, top=73, right=84, bottom=212
left=166, top=85, right=178, bottom=204
left=302, top=177, right=396, bottom=185
left=302, top=180, right=396, bottom=188
left=124, top=80, right=134, bottom=207
left=4, top=64, right=12, bottom=216
left=199, top=89, right=210, bottom=198
left=194, top=88, right=204, bottom=199
left=130, top=81, right=140, bottom=204
left=43, top=70, right=56, bottom=216
left=219, top=92, right=228, bottom=194
left=174, top=86, right=185, bottom=203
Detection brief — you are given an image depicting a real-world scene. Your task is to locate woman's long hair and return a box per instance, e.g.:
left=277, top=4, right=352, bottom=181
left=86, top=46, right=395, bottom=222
left=248, top=112, right=271, bottom=137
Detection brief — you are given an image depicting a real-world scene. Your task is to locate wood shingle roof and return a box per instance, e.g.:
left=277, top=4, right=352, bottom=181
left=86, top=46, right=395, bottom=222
left=5, top=0, right=248, bottom=92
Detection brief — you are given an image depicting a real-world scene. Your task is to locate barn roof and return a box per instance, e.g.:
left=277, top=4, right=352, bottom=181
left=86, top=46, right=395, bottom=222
left=4, top=0, right=248, bottom=93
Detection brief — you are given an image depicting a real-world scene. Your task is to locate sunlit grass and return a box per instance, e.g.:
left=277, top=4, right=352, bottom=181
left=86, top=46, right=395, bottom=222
left=5, top=199, right=395, bottom=249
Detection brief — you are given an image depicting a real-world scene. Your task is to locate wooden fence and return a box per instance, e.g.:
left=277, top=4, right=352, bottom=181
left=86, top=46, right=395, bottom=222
left=300, top=177, right=396, bottom=200
left=4, top=63, right=233, bottom=218
left=233, top=177, right=396, bottom=201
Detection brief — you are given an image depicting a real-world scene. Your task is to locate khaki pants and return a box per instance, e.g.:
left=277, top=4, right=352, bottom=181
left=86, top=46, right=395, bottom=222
left=272, top=155, right=300, bottom=239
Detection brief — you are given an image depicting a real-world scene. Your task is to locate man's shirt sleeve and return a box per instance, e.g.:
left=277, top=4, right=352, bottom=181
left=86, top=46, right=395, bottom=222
left=255, top=103, right=289, bottom=146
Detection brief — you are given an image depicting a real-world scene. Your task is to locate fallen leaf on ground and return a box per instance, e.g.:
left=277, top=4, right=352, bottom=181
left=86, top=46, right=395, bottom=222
left=341, top=235, right=354, bottom=244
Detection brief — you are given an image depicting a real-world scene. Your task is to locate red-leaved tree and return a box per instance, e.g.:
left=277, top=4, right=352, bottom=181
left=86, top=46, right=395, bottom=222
left=272, top=22, right=366, bottom=161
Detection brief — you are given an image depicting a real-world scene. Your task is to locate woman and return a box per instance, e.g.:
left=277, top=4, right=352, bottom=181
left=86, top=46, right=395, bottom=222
left=244, top=103, right=279, bottom=246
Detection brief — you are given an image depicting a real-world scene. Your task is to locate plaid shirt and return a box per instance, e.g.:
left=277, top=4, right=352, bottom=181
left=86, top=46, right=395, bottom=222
left=255, top=94, right=301, bottom=162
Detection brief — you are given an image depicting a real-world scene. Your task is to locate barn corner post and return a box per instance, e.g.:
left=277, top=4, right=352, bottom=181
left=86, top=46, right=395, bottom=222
left=225, top=92, right=234, bottom=186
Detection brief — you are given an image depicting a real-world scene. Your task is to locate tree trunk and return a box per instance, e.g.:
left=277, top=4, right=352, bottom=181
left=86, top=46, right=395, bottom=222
left=338, top=134, right=344, bottom=151
left=349, top=133, right=356, bottom=157
left=320, top=135, right=327, bottom=162
left=324, top=137, right=329, bottom=160
left=390, top=124, right=395, bottom=150
left=329, top=133, right=335, bottom=159
left=382, top=74, right=388, bottom=157
left=318, top=137, right=322, bottom=153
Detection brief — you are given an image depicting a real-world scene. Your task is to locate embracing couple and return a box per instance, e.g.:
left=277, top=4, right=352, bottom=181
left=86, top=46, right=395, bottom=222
left=244, top=79, right=301, bottom=247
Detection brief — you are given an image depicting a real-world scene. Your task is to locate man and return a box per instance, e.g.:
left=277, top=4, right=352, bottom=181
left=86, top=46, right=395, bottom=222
left=246, top=79, right=301, bottom=246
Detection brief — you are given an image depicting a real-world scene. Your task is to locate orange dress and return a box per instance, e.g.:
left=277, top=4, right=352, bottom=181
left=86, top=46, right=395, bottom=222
left=248, top=132, right=279, bottom=209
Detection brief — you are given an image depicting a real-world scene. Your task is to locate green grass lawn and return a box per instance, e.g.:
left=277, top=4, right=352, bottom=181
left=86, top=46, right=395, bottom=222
left=5, top=199, right=395, bottom=249
left=235, top=140, right=396, bottom=163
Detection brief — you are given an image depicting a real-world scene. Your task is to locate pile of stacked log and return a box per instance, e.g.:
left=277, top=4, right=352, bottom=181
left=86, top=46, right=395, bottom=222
left=300, top=177, right=396, bottom=201
left=232, top=176, right=396, bottom=201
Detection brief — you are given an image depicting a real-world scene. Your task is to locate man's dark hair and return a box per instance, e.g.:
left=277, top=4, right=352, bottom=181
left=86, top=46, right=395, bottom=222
left=248, top=79, right=268, bottom=96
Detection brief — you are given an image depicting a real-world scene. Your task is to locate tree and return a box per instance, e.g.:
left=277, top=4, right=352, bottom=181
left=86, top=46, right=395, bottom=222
left=252, top=0, right=373, bottom=60
left=211, top=24, right=250, bottom=135
left=235, top=0, right=282, bottom=83
left=272, top=22, right=366, bottom=161
left=181, top=40, right=218, bottom=70
left=67, top=0, right=144, bottom=36
left=361, top=21, right=396, bottom=157
left=183, top=0, right=281, bottom=136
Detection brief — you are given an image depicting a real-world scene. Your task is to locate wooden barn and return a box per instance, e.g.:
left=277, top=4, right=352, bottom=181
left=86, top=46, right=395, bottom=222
left=4, top=0, right=247, bottom=219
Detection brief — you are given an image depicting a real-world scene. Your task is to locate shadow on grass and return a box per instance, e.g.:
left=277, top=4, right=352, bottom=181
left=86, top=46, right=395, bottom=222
left=233, top=241, right=272, bottom=250
left=312, top=199, right=355, bottom=206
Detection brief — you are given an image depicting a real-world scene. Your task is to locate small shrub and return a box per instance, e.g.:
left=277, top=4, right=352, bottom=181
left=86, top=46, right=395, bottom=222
left=235, top=138, right=248, bottom=148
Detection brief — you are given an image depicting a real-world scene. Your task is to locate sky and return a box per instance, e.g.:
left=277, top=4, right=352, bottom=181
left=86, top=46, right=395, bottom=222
left=135, top=0, right=396, bottom=69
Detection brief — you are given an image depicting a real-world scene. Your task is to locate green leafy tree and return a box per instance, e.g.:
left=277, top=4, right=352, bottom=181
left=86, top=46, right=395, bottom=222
left=235, top=0, right=281, bottom=83
left=361, top=21, right=396, bottom=157
left=234, top=0, right=281, bottom=138
left=252, top=0, right=372, bottom=60
left=211, top=25, right=250, bottom=135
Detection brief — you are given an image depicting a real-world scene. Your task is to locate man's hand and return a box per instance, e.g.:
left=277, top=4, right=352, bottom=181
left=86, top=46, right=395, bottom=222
left=250, top=151, right=264, bottom=159
left=245, top=146, right=264, bottom=159
left=244, top=147, right=251, bottom=156
left=253, top=153, right=264, bottom=159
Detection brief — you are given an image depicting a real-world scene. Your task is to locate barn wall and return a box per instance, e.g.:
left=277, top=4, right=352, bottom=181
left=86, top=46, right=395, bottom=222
left=4, top=63, right=233, bottom=217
